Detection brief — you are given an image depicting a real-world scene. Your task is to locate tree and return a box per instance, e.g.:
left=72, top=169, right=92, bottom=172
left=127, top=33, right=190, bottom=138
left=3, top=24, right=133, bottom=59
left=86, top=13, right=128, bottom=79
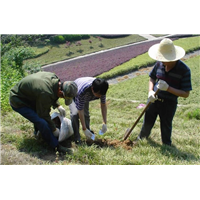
left=2, top=46, right=34, bottom=76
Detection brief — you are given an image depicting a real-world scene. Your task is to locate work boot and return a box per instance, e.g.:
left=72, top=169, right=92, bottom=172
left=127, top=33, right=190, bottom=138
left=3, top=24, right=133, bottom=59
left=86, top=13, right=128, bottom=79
left=56, top=144, right=74, bottom=154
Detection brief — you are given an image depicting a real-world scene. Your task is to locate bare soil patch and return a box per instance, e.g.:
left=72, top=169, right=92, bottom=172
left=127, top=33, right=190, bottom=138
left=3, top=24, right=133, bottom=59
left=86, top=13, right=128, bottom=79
left=86, top=138, right=137, bottom=150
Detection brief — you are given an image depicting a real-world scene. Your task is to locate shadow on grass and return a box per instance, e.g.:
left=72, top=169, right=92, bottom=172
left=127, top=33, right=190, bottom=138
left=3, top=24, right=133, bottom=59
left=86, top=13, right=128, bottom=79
left=17, top=137, right=72, bottom=162
left=147, top=138, right=198, bottom=162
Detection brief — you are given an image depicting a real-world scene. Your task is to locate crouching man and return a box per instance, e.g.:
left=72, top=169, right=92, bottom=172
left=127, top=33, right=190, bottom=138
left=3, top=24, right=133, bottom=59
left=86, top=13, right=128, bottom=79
left=9, top=71, right=77, bottom=154
left=68, top=77, right=109, bottom=144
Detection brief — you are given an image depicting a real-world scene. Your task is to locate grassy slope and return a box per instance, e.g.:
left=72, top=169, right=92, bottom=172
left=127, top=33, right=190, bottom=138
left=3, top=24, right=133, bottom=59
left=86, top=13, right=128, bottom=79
left=88, top=55, right=200, bottom=165
left=1, top=55, right=199, bottom=165
left=24, top=35, right=146, bottom=66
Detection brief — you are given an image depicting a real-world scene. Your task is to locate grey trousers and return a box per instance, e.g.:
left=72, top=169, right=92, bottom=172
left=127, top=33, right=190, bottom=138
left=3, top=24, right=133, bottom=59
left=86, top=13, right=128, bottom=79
left=69, top=100, right=90, bottom=141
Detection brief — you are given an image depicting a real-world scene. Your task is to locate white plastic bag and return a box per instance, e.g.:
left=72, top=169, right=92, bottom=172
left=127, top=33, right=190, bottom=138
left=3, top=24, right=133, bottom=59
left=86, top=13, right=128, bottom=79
left=59, top=118, right=74, bottom=142
left=51, top=112, right=74, bottom=142
left=66, top=118, right=74, bottom=135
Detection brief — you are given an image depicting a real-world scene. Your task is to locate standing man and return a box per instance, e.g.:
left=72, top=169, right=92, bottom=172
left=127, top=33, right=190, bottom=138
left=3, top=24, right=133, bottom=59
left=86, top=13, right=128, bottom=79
left=138, top=38, right=192, bottom=146
left=9, top=71, right=77, bottom=153
left=69, top=77, right=109, bottom=144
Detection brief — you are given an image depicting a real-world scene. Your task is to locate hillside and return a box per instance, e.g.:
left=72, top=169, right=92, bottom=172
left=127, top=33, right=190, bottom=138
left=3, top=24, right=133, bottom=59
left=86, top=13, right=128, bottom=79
left=1, top=35, right=200, bottom=166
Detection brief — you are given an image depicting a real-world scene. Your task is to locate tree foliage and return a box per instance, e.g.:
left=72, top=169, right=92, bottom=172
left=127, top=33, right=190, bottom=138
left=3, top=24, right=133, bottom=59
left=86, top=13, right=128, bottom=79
left=1, top=37, right=35, bottom=112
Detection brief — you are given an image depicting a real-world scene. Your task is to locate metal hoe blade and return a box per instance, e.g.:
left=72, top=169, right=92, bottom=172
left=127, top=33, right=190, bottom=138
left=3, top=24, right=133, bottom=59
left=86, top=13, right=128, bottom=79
left=124, top=128, right=130, bottom=140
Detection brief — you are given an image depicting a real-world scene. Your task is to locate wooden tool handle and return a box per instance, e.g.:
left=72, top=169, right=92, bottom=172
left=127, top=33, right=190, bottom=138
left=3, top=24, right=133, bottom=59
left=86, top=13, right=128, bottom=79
left=124, top=89, right=159, bottom=140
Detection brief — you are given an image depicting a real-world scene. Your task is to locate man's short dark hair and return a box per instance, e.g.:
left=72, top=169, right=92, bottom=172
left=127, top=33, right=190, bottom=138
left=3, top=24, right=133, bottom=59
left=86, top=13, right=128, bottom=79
left=92, top=78, right=109, bottom=95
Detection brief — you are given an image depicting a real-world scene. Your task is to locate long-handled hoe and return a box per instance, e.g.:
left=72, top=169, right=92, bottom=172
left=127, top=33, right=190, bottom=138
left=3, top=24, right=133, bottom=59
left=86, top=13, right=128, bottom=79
left=124, top=89, right=159, bottom=140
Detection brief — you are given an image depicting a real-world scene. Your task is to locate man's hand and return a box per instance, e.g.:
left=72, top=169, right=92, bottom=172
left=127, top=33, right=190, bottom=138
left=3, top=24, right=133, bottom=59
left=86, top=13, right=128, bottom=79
left=148, top=90, right=158, bottom=103
left=57, top=105, right=66, bottom=117
left=157, top=80, right=169, bottom=91
left=84, top=129, right=95, bottom=140
left=101, top=124, right=107, bottom=133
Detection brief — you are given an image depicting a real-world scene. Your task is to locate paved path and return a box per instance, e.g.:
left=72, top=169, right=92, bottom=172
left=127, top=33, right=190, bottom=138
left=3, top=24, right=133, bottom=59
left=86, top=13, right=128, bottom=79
left=138, top=34, right=157, bottom=40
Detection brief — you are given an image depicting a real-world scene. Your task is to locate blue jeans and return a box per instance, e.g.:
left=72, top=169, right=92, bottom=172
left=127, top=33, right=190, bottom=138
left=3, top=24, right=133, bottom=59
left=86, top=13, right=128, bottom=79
left=11, top=106, right=58, bottom=148
left=139, top=99, right=177, bottom=145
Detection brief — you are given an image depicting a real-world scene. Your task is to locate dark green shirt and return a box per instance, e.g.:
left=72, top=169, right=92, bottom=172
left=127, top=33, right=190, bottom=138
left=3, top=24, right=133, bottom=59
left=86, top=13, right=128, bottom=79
left=10, top=72, right=61, bottom=131
left=150, top=60, right=192, bottom=103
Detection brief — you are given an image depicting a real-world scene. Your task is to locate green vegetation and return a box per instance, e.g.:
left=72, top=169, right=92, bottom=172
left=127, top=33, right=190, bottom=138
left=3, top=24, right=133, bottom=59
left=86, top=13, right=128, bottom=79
left=1, top=35, right=199, bottom=165
left=53, top=34, right=90, bottom=44
left=151, top=34, right=168, bottom=37
left=1, top=46, right=35, bottom=112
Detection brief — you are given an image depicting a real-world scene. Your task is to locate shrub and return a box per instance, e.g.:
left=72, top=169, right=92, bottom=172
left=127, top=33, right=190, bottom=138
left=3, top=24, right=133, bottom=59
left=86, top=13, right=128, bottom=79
left=3, top=46, right=34, bottom=76
left=61, top=34, right=90, bottom=42
left=1, top=58, right=22, bottom=112
left=63, top=34, right=82, bottom=41
left=187, top=109, right=200, bottom=120
left=63, top=35, right=73, bottom=42
left=100, top=34, right=130, bottom=38
left=53, top=35, right=65, bottom=44
left=71, top=34, right=82, bottom=41
left=81, top=34, right=90, bottom=39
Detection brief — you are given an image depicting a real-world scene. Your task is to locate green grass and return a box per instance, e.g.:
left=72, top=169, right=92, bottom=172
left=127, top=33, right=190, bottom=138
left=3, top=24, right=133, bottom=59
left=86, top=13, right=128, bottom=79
left=1, top=55, right=199, bottom=165
left=151, top=34, right=168, bottom=37
left=1, top=36, right=199, bottom=165
left=24, top=35, right=146, bottom=66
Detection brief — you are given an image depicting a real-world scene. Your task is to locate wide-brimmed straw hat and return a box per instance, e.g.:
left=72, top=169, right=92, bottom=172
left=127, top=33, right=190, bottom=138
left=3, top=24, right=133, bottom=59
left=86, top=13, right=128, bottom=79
left=148, top=38, right=185, bottom=62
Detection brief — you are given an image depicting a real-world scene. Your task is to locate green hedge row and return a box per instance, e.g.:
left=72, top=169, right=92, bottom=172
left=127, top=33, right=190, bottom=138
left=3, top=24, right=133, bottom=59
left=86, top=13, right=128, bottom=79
left=51, top=34, right=90, bottom=44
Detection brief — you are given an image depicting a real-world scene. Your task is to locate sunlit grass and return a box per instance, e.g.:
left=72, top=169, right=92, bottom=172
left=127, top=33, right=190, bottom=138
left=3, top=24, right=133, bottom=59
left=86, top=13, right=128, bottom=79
left=1, top=47, right=199, bottom=165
